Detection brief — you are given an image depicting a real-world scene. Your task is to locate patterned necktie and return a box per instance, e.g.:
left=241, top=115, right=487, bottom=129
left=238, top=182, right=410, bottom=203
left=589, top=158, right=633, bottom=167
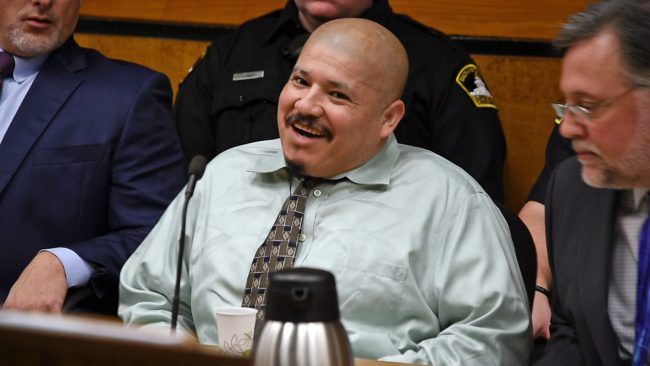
left=634, top=194, right=650, bottom=365
left=0, top=51, right=15, bottom=96
left=242, top=178, right=318, bottom=320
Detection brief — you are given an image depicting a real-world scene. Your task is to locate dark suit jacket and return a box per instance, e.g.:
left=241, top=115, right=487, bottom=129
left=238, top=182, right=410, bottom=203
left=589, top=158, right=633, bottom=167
left=534, top=157, right=628, bottom=366
left=0, top=38, right=185, bottom=314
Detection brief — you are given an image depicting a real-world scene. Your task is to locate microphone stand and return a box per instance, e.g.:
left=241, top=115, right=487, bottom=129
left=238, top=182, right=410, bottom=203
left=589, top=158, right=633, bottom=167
left=170, top=195, right=191, bottom=333
left=170, top=155, right=207, bottom=333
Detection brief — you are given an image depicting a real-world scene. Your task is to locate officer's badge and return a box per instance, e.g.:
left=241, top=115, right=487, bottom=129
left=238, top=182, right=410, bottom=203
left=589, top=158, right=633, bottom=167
left=455, top=64, right=497, bottom=109
left=233, top=70, right=265, bottom=81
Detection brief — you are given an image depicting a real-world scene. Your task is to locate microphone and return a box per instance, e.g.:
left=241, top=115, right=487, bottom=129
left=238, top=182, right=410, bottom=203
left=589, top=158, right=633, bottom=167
left=185, top=155, right=208, bottom=199
left=171, top=155, right=208, bottom=333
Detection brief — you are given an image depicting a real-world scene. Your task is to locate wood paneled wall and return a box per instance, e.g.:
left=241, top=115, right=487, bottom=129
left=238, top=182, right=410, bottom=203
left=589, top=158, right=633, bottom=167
left=75, top=0, right=588, bottom=210
left=474, top=55, right=562, bottom=208
left=74, top=34, right=208, bottom=92
left=80, top=0, right=593, bottom=39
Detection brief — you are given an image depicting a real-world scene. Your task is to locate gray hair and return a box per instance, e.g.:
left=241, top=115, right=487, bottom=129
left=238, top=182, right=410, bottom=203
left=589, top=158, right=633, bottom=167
left=555, top=0, right=650, bottom=87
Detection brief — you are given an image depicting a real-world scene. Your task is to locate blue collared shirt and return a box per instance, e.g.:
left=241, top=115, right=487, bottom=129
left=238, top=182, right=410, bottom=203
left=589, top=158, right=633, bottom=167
left=0, top=49, right=47, bottom=144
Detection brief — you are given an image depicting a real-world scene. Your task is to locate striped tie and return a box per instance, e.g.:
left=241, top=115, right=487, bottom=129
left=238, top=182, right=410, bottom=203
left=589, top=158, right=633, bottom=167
left=0, top=51, right=15, bottom=96
left=242, top=178, right=318, bottom=320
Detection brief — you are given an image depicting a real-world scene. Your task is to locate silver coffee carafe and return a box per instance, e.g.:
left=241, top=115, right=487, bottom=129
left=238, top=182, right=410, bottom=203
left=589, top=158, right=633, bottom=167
left=251, top=268, right=354, bottom=366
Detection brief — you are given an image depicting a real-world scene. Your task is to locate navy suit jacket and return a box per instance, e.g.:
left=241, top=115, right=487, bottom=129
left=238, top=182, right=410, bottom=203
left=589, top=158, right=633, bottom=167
left=0, top=38, right=185, bottom=314
left=534, top=157, right=627, bottom=366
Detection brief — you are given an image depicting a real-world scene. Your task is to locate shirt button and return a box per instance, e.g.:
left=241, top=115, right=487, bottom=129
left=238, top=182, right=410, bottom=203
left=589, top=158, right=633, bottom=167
left=313, top=190, right=322, bottom=197
left=299, top=234, right=307, bottom=242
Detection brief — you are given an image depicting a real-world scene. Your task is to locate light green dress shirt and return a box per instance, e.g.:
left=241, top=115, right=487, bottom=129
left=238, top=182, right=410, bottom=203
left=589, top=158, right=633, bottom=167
left=119, top=135, right=531, bottom=365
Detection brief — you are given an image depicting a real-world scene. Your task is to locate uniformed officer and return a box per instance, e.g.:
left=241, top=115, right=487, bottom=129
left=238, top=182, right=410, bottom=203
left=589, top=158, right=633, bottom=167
left=174, top=0, right=506, bottom=201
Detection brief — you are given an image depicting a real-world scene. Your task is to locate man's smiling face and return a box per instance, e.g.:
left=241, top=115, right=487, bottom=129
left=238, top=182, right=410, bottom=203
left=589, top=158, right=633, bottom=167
left=276, top=22, right=406, bottom=178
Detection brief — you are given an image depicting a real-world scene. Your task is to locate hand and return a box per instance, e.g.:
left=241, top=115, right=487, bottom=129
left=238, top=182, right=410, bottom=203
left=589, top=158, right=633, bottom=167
left=532, top=290, right=551, bottom=339
left=3, top=251, right=68, bottom=313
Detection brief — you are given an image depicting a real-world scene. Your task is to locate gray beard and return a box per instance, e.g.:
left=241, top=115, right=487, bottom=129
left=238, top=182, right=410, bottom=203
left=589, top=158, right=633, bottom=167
left=7, top=21, right=61, bottom=56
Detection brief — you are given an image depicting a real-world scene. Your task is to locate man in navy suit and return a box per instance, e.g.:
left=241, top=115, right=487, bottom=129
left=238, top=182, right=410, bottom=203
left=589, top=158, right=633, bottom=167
left=0, top=0, right=185, bottom=314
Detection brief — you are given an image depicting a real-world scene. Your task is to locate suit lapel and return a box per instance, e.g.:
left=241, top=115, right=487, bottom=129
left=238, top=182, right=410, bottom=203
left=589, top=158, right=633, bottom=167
left=578, top=187, right=621, bottom=363
left=0, top=39, right=86, bottom=196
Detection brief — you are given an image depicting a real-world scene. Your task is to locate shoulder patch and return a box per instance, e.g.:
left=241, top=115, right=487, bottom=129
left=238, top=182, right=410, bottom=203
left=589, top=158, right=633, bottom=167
left=455, top=64, right=497, bottom=109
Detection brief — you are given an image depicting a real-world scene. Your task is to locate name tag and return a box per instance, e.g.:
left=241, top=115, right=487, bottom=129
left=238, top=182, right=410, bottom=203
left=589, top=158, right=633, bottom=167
left=233, top=71, right=265, bottom=81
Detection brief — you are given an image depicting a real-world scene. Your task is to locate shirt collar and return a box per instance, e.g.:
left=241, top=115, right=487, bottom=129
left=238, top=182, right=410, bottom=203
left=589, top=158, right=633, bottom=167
left=360, top=0, right=393, bottom=25
left=633, top=188, right=650, bottom=211
left=250, top=134, right=399, bottom=186
left=265, top=0, right=393, bottom=43
left=0, top=48, right=49, bottom=83
left=264, top=1, right=304, bottom=43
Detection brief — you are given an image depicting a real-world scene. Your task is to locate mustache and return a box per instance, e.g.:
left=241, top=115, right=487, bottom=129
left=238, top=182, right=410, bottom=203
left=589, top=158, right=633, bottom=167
left=285, top=112, right=333, bottom=140
left=19, top=6, right=57, bottom=23
left=286, top=112, right=319, bottom=126
left=572, top=141, right=600, bottom=155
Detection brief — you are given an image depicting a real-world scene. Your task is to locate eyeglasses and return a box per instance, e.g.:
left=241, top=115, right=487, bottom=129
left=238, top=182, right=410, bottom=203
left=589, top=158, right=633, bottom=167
left=550, top=87, right=638, bottom=125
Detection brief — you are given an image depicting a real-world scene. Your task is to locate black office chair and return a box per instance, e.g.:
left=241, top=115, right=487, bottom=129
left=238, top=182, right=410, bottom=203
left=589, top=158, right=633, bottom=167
left=495, top=202, right=537, bottom=309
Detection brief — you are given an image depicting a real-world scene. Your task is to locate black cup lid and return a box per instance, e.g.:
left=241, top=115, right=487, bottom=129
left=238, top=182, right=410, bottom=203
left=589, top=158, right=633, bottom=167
left=264, top=267, right=340, bottom=322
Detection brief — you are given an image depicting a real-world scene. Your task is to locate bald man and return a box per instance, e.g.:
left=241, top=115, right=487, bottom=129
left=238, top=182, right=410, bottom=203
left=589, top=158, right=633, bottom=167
left=175, top=0, right=506, bottom=202
left=120, top=19, right=530, bottom=365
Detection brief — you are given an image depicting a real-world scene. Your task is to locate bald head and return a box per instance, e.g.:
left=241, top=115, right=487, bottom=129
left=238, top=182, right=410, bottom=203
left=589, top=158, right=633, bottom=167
left=277, top=18, right=409, bottom=178
left=302, top=18, right=409, bottom=104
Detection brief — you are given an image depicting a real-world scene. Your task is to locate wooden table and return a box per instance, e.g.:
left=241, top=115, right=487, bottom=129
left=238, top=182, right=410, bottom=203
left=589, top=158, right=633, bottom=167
left=0, top=311, right=417, bottom=366
left=356, top=358, right=415, bottom=365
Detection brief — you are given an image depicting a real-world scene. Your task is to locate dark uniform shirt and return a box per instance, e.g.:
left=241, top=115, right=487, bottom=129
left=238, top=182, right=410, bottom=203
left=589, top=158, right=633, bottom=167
left=527, top=125, right=575, bottom=203
left=174, top=0, right=506, bottom=201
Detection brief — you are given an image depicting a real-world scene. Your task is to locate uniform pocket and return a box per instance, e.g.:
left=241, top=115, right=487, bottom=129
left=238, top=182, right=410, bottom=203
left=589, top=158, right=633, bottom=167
left=211, top=73, right=285, bottom=114
left=210, top=74, right=286, bottom=152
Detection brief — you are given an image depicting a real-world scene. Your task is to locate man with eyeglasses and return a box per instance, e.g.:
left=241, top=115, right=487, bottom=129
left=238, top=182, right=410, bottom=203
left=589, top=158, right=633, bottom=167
left=532, top=0, right=650, bottom=365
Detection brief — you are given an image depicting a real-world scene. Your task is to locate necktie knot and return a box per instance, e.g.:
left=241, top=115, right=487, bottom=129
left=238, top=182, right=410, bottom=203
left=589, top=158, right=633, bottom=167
left=303, top=177, right=324, bottom=189
left=0, top=51, right=15, bottom=79
left=0, top=51, right=15, bottom=96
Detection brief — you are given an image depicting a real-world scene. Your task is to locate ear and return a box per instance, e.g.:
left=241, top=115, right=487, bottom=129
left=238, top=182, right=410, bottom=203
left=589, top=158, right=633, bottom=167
left=379, top=99, right=405, bottom=139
